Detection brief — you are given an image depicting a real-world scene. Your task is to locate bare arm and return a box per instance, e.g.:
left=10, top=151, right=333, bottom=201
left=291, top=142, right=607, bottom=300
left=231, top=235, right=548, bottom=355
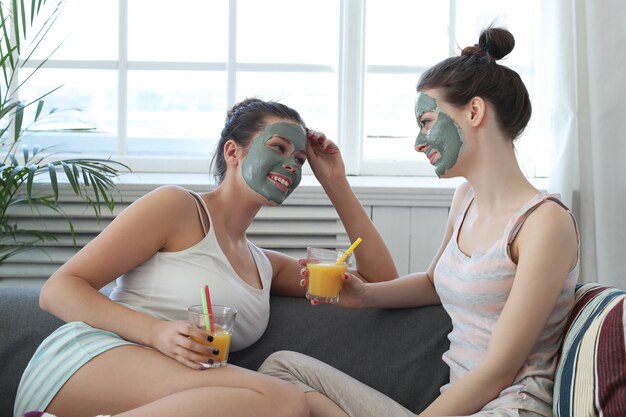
left=321, top=176, right=398, bottom=282
left=305, top=130, right=397, bottom=282
left=334, top=182, right=471, bottom=309
left=265, top=172, right=404, bottom=294
left=264, top=249, right=308, bottom=296
left=39, top=186, right=215, bottom=367
left=418, top=201, right=579, bottom=416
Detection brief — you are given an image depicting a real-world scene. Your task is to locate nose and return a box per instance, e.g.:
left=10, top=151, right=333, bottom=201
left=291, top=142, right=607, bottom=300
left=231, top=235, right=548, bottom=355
left=415, top=143, right=429, bottom=153
left=283, top=163, right=297, bottom=174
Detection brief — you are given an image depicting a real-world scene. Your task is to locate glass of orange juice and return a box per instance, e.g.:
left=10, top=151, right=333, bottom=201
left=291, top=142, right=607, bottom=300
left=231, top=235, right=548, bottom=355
left=305, top=247, right=352, bottom=304
left=187, top=304, right=237, bottom=368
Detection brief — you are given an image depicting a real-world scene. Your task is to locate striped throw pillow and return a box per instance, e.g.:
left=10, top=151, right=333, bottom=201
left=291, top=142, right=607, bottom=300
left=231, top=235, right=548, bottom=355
left=553, top=282, right=626, bottom=417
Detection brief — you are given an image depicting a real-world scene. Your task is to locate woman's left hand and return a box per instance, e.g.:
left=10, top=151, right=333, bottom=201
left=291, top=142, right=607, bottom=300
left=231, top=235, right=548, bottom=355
left=305, top=128, right=345, bottom=184
left=150, top=319, right=219, bottom=370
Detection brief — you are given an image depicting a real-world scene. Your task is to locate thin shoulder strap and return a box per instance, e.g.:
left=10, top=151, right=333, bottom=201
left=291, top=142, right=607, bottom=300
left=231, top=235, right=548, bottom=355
left=507, top=194, right=580, bottom=246
left=188, top=191, right=210, bottom=236
left=453, top=187, right=475, bottom=236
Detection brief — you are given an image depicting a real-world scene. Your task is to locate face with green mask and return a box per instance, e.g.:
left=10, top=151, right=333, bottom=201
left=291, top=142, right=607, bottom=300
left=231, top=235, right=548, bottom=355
left=414, top=92, right=464, bottom=177
left=241, top=122, right=307, bottom=205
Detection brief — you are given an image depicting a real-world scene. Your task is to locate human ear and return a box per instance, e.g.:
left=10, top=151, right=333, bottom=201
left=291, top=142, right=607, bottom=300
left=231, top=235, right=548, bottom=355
left=468, top=96, right=486, bottom=127
left=223, top=139, right=241, bottom=167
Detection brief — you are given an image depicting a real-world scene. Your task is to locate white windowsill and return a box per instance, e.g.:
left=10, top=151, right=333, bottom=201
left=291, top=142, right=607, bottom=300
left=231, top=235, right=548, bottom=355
left=94, top=173, right=549, bottom=207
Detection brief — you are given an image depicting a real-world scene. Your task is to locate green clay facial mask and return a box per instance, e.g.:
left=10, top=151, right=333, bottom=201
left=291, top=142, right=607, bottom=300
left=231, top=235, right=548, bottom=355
left=241, top=122, right=307, bottom=205
left=414, top=93, right=464, bottom=177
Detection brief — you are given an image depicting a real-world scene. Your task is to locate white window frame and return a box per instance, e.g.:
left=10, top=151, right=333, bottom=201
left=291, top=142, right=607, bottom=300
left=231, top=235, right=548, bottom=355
left=19, top=0, right=543, bottom=177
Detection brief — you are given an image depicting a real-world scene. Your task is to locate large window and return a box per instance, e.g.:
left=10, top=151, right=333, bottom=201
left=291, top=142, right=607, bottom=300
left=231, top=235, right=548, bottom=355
left=19, top=0, right=545, bottom=177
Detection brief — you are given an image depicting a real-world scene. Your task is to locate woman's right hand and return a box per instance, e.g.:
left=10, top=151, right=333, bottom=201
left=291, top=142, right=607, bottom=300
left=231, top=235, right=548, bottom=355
left=299, top=266, right=372, bottom=308
left=150, top=319, right=220, bottom=370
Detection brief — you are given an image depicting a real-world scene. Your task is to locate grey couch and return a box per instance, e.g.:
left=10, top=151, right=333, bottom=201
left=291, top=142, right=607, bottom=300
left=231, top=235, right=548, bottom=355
left=0, top=287, right=452, bottom=417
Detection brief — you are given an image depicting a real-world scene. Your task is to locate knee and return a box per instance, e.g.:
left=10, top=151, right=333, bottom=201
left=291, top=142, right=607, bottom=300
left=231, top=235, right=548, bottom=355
left=274, top=384, right=309, bottom=417
left=258, top=350, right=303, bottom=377
left=259, top=351, right=310, bottom=417
left=259, top=372, right=309, bottom=417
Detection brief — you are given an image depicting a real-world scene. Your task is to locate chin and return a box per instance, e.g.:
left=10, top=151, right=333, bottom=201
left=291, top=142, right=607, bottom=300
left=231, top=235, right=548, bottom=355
left=261, top=193, right=287, bottom=206
left=436, top=167, right=461, bottom=179
left=266, top=199, right=280, bottom=207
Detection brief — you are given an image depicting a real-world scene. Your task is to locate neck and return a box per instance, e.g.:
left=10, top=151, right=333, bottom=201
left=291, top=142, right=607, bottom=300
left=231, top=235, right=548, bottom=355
left=206, top=181, right=263, bottom=239
left=463, top=136, right=538, bottom=216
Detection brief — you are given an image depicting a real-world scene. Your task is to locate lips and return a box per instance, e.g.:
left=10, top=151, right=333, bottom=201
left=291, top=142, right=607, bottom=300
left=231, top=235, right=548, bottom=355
left=416, top=144, right=441, bottom=165
left=268, top=172, right=292, bottom=193
left=427, top=149, right=441, bottom=165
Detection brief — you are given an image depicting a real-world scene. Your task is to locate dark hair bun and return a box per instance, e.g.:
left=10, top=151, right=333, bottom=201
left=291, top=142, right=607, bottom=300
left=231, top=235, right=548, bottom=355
left=462, top=27, right=515, bottom=62
left=226, top=97, right=263, bottom=120
left=479, top=27, right=515, bottom=60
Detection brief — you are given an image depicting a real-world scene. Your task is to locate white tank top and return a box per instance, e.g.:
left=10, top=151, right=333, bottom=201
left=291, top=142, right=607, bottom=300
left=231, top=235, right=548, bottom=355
left=109, top=191, right=273, bottom=351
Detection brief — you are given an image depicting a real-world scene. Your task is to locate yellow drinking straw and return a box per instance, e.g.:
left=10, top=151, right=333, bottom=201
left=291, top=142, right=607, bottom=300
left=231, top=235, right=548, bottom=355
left=336, top=237, right=362, bottom=265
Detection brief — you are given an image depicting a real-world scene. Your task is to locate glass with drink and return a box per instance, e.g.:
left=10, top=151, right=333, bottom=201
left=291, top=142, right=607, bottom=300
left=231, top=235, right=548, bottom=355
left=187, top=304, right=237, bottom=368
left=305, top=247, right=352, bottom=304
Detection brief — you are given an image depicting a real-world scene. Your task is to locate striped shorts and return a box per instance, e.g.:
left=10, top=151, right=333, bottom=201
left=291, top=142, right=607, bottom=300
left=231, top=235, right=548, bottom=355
left=13, top=322, right=137, bottom=417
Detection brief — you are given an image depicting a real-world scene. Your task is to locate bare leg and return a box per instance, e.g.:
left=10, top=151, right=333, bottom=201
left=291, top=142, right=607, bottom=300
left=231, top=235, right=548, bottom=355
left=46, top=345, right=308, bottom=417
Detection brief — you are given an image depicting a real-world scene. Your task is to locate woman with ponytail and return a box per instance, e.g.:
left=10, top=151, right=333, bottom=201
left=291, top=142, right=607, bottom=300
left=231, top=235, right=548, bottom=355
left=15, top=97, right=396, bottom=417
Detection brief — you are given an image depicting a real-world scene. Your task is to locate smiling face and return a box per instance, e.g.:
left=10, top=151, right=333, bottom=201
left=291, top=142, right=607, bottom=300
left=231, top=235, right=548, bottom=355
left=414, top=92, right=464, bottom=177
left=241, top=122, right=307, bottom=205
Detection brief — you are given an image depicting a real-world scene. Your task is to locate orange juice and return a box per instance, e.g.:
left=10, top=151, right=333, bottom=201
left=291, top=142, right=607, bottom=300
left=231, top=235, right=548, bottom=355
left=188, top=304, right=237, bottom=368
left=193, top=328, right=232, bottom=364
left=306, top=262, right=348, bottom=302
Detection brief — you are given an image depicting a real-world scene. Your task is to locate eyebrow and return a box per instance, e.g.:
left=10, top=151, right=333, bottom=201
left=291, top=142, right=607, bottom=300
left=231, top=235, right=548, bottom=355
left=419, top=111, right=437, bottom=120
left=270, top=135, right=292, bottom=143
left=268, top=136, right=306, bottom=155
left=272, top=135, right=307, bottom=151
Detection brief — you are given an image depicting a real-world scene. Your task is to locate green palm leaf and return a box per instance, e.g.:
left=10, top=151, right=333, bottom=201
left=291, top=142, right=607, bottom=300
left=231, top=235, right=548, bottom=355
left=0, top=0, right=130, bottom=266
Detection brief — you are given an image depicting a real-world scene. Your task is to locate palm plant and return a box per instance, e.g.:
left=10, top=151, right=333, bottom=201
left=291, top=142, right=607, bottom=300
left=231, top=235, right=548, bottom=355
left=0, top=0, right=129, bottom=264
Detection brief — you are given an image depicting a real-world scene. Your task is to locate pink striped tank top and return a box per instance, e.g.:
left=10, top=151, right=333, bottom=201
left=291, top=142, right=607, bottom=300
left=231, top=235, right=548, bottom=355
left=434, top=189, right=579, bottom=416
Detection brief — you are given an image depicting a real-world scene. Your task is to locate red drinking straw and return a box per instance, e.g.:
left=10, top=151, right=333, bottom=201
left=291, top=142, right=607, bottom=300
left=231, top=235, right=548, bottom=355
left=202, top=284, right=215, bottom=334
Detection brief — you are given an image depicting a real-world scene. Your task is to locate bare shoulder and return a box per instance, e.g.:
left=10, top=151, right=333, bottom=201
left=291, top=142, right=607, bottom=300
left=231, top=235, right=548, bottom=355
left=142, top=184, right=192, bottom=202
left=448, top=181, right=472, bottom=221
left=110, top=185, right=199, bottom=233
left=103, top=184, right=204, bottom=253
left=131, top=185, right=195, bottom=213
left=524, top=199, right=577, bottom=239
left=452, top=181, right=472, bottom=201
left=515, top=198, right=578, bottom=267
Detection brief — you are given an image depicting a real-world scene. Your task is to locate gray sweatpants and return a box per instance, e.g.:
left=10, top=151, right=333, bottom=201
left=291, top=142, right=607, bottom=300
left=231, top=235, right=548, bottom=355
left=258, top=351, right=541, bottom=417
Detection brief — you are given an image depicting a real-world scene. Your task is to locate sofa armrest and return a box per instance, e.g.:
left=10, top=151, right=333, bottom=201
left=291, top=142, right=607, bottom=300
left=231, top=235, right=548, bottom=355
left=553, top=283, right=626, bottom=417
left=0, top=287, right=64, bottom=417
left=230, top=296, right=451, bottom=414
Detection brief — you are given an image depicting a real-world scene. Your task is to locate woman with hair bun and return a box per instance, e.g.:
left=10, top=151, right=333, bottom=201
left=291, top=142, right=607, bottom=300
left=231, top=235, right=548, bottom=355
left=260, top=27, right=579, bottom=417
left=15, top=97, right=396, bottom=417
